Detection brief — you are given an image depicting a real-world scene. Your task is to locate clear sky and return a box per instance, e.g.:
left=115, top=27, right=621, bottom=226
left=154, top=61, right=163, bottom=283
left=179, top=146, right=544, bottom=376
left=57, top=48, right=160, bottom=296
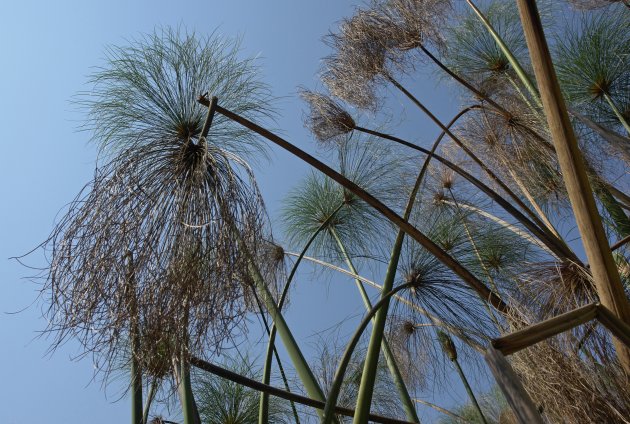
left=0, top=1, right=462, bottom=423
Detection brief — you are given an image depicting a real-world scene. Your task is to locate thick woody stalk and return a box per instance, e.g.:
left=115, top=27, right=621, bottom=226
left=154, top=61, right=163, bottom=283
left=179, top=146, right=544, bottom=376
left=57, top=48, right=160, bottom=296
left=515, top=0, right=630, bottom=374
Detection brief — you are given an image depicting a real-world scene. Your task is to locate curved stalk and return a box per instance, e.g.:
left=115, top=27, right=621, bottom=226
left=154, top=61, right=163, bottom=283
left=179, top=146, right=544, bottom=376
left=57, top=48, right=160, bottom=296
left=353, top=124, right=574, bottom=262
left=322, top=282, right=416, bottom=424
left=331, top=230, right=420, bottom=423
left=207, top=100, right=510, bottom=313
left=350, top=108, right=492, bottom=423
left=259, top=203, right=345, bottom=424
left=383, top=74, right=571, bottom=258
left=190, top=356, right=415, bottom=424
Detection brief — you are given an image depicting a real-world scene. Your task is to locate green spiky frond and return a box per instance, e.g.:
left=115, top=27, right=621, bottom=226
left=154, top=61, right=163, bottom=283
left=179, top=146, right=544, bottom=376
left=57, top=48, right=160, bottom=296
left=444, top=1, right=531, bottom=85
left=555, top=7, right=630, bottom=135
left=282, top=135, right=408, bottom=260
left=313, top=334, right=405, bottom=423
left=81, top=27, right=274, bottom=161
left=392, top=205, right=498, bottom=339
left=555, top=9, right=629, bottom=104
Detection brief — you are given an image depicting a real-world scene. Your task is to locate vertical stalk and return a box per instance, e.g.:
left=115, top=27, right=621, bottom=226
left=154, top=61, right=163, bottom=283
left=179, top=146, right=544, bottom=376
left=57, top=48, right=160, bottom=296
left=516, top=0, right=630, bottom=374
left=125, top=252, right=143, bottom=424
left=331, top=230, right=420, bottom=423
left=180, top=356, right=197, bottom=424
left=253, top=293, right=301, bottom=424
left=131, top=338, right=143, bottom=424
left=142, top=380, right=158, bottom=424
left=322, top=283, right=416, bottom=424
left=259, top=203, right=345, bottom=424
left=438, top=331, right=488, bottom=424
left=176, top=304, right=200, bottom=424
left=350, top=126, right=446, bottom=423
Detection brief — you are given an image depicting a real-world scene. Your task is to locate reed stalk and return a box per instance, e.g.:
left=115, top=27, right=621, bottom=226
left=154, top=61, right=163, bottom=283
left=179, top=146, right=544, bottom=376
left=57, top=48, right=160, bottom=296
left=516, top=0, right=630, bottom=374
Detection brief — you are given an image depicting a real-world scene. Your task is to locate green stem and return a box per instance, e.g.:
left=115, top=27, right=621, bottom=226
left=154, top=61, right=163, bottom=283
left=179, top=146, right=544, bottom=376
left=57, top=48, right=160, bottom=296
left=350, top=125, right=443, bottom=423
left=259, top=203, right=345, bottom=424
left=604, top=93, right=630, bottom=135
left=331, top=230, right=420, bottom=423
left=253, top=293, right=301, bottom=424
left=452, top=359, right=488, bottom=424
left=142, top=379, right=158, bottom=424
left=180, top=356, right=198, bottom=424
left=465, top=0, right=540, bottom=104
left=322, top=282, right=417, bottom=424
left=131, top=340, right=143, bottom=424
left=242, top=237, right=334, bottom=422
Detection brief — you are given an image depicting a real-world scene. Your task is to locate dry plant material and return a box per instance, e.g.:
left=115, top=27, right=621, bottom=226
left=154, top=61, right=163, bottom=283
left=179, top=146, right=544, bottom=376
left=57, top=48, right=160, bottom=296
left=41, top=28, right=275, bottom=379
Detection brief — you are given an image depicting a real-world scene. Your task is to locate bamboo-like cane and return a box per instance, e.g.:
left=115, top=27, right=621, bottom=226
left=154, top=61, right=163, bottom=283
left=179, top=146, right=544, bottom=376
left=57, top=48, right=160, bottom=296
left=515, top=0, right=630, bottom=374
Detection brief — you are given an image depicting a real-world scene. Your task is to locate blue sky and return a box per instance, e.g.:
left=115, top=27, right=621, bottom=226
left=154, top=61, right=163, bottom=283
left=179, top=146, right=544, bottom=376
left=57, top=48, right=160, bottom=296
left=0, top=1, right=466, bottom=423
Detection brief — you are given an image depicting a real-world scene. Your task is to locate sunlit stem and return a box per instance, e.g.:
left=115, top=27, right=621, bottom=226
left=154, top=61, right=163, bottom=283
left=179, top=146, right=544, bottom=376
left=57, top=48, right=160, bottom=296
left=603, top=92, right=630, bottom=135
left=465, top=0, right=541, bottom=105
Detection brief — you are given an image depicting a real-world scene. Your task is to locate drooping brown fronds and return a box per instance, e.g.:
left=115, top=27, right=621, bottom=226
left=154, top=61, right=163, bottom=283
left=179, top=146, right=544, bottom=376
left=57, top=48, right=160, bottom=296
left=43, top=138, right=267, bottom=377
left=519, top=261, right=596, bottom=317
left=321, top=0, right=451, bottom=110
left=40, top=29, right=278, bottom=384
